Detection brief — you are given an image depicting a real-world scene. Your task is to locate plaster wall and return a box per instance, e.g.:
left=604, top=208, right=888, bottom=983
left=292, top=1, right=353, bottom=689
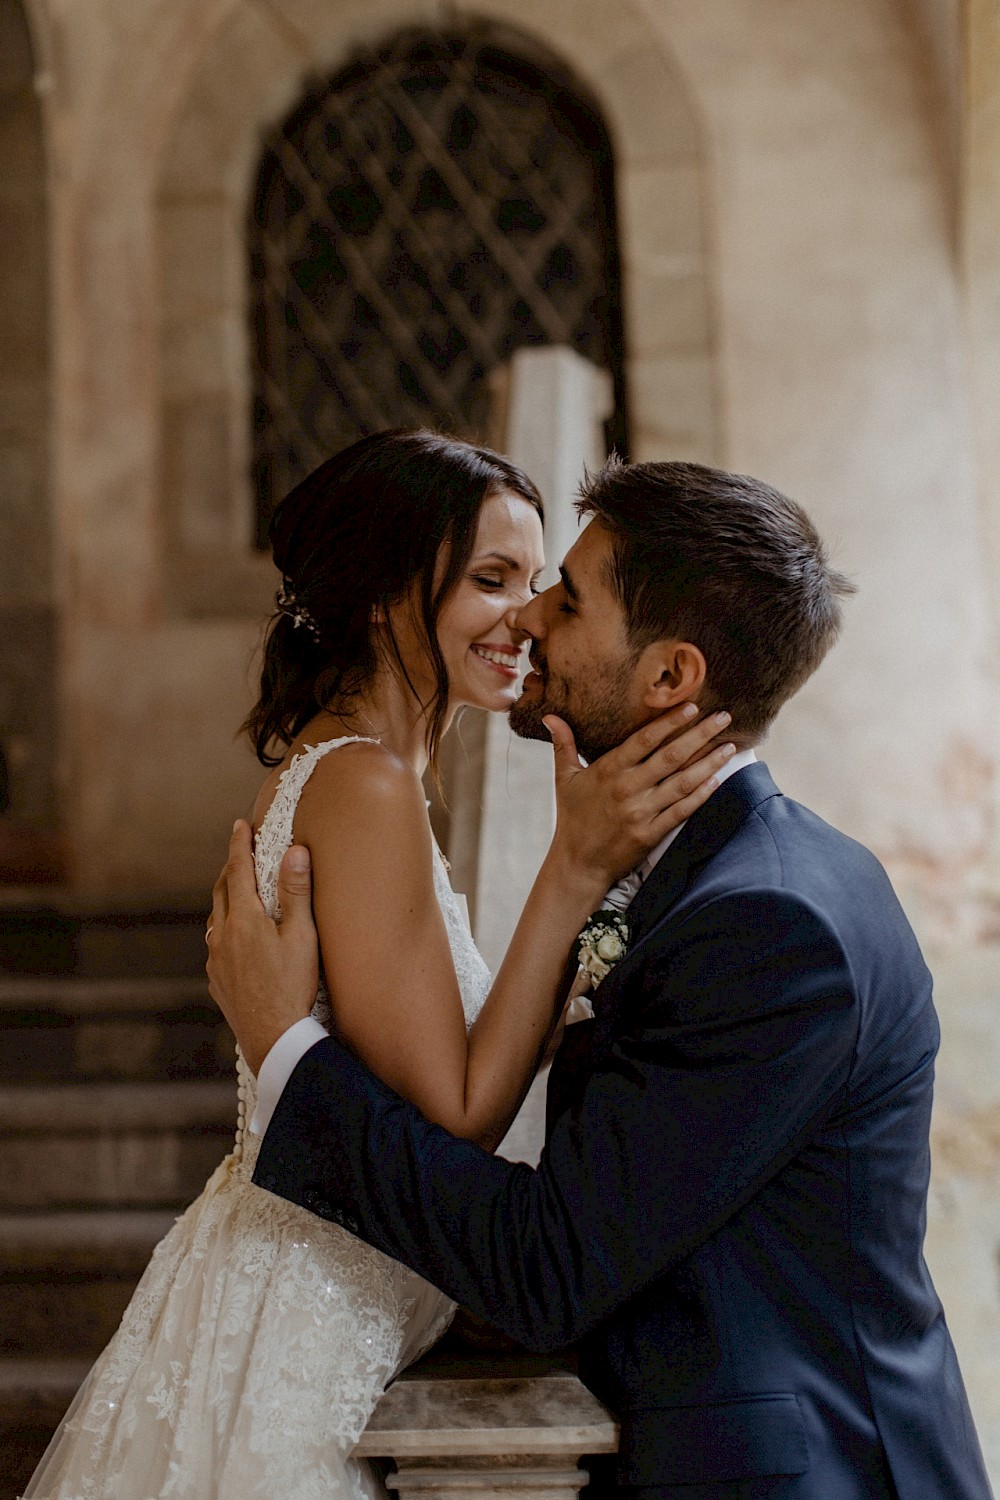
left=964, top=0, right=1000, bottom=821
left=907, top=0, right=963, bottom=189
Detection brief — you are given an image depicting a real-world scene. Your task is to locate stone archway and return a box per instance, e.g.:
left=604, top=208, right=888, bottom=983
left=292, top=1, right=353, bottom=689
left=0, top=0, right=60, bottom=881
left=154, top=0, right=718, bottom=619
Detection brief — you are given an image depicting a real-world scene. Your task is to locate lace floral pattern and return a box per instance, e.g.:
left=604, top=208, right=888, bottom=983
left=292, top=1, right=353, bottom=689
left=22, top=737, right=492, bottom=1500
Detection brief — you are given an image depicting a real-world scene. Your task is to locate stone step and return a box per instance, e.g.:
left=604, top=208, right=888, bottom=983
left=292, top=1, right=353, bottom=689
left=0, top=1209, right=176, bottom=1357
left=0, top=1081, right=237, bottom=1210
left=0, top=977, right=233, bottom=1084
left=0, top=976, right=212, bottom=1013
left=0, top=1357, right=89, bottom=1500
left=0, top=1355, right=88, bottom=1431
left=0, top=891, right=209, bottom=978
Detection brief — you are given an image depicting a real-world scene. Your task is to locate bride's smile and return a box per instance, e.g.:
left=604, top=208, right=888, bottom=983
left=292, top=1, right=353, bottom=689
left=431, top=487, right=544, bottom=719
left=469, top=643, right=521, bottom=675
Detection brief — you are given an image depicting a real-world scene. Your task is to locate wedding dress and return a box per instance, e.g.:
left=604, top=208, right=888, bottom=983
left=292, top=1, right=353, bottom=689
left=23, top=737, right=492, bottom=1500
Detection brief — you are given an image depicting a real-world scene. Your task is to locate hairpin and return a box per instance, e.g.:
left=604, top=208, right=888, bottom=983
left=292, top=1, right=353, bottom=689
left=276, top=579, right=322, bottom=642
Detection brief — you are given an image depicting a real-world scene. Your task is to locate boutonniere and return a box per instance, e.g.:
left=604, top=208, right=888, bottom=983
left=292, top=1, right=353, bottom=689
left=577, top=909, right=632, bottom=989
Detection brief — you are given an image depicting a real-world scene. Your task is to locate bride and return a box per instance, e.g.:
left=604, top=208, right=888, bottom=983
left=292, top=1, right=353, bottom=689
left=23, top=430, right=730, bottom=1500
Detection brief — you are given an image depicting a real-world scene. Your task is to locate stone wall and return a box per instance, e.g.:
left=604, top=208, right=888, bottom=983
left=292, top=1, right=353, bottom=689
left=0, top=0, right=56, bottom=831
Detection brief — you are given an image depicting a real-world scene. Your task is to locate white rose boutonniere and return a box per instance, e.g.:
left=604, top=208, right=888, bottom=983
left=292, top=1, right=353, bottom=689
left=577, top=909, right=632, bottom=989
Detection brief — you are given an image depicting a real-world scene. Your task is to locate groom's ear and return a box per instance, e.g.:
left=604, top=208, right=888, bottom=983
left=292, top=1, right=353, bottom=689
left=637, top=639, right=708, bottom=711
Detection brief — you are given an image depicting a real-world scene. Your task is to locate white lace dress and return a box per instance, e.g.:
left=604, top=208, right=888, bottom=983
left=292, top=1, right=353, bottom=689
left=23, top=737, right=492, bottom=1500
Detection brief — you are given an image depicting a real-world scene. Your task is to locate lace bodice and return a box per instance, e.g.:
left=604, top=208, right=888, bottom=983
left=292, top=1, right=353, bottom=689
left=235, top=736, right=491, bottom=1163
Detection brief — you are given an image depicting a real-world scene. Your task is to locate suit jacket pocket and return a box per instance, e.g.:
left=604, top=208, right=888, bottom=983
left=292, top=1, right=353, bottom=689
left=618, top=1393, right=809, bottom=1486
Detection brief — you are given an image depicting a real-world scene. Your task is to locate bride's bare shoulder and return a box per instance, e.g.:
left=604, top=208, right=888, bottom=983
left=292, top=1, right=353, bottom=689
left=292, top=739, right=431, bottom=854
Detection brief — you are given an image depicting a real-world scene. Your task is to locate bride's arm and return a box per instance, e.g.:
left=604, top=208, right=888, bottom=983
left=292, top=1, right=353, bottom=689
left=287, top=710, right=733, bottom=1152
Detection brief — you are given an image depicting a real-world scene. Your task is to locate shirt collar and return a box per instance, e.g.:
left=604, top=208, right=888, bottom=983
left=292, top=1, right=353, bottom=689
left=638, top=748, right=758, bottom=881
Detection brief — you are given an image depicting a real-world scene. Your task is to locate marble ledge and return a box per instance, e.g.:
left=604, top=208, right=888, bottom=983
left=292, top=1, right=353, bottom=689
left=354, top=1351, right=619, bottom=1466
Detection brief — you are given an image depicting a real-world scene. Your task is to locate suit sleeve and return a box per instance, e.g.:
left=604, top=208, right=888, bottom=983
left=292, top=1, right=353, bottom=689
left=253, top=889, right=856, bottom=1352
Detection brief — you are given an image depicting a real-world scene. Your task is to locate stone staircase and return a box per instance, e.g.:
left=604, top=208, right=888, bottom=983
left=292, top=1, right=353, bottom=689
left=0, top=900, right=236, bottom=1498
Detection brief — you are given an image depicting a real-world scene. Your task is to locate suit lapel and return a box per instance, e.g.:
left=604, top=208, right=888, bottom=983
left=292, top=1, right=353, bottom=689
left=547, top=763, right=783, bottom=1128
left=591, top=762, right=783, bottom=1021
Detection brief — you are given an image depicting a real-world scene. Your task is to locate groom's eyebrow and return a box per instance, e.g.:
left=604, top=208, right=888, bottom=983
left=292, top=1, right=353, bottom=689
left=559, top=564, right=581, bottom=603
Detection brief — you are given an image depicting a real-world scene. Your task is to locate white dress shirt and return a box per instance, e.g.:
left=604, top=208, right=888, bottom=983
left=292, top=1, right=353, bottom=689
left=249, top=749, right=757, bottom=1136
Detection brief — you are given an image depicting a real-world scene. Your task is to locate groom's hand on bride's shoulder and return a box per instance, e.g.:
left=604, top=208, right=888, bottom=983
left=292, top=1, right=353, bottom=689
left=205, top=820, right=320, bottom=1075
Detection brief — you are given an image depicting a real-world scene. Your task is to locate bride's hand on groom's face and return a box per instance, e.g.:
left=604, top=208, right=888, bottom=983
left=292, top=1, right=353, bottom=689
left=546, top=705, right=735, bottom=887
left=205, top=821, right=319, bottom=1075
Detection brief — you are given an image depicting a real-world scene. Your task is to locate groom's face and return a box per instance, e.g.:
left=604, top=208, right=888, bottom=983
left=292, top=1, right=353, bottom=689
left=509, top=521, right=646, bottom=763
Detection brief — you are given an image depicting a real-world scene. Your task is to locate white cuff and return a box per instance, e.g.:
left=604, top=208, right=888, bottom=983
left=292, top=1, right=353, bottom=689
left=248, top=1016, right=329, bottom=1137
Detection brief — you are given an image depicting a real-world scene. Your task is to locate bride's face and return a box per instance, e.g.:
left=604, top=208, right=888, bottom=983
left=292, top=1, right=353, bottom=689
left=422, top=490, right=544, bottom=717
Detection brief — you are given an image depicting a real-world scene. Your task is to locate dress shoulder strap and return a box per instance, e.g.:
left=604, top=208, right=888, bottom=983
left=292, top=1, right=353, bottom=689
left=253, top=736, right=379, bottom=920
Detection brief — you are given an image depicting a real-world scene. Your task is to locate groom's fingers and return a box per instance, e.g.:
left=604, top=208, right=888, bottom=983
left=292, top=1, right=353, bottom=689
left=223, top=819, right=263, bottom=916
left=209, top=873, right=227, bottom=935
left=275, top=844, right=314, bottom=937
left=543, top=715, right=583, bottom=777
left=208, top=838, right=236, bottom=933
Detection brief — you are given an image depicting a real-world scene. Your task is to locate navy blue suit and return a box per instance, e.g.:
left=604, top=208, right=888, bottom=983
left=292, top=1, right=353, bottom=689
left=254, top=764, right=992, bottom=1498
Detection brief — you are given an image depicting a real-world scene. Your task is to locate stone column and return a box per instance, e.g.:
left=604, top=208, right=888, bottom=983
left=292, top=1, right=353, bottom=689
left=471, top=345, right=614, bottom=973
left=442, top=347, right=612, bottom=1165
left=354, top=1360, right=618, bottom=1500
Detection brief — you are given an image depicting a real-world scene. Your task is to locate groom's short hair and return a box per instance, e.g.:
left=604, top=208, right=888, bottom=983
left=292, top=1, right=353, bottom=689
left=577, top=459, right=855, bottom=741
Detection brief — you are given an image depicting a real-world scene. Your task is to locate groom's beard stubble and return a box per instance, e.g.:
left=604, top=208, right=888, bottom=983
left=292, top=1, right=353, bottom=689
left=508, top=654, right=637, bottom=764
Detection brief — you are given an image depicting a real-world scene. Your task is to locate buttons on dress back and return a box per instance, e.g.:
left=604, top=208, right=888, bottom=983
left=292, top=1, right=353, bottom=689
left=234, top=1046, right=249, bottom=1160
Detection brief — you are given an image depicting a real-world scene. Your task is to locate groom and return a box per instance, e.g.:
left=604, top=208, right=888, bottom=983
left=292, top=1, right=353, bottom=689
left=208, top=460, right=991, bottom=1500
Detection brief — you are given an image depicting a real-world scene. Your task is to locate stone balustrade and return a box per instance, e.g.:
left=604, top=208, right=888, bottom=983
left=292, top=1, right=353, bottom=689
left=355, top=1346, right=619, bottom=1500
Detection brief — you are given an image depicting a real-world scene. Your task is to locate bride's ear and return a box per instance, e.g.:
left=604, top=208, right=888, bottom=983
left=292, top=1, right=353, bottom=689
left=637, top=640, right=707, bottom=711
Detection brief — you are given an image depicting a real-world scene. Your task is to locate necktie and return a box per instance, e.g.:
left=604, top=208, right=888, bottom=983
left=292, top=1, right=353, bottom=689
left=601, top=866, right=644, bottom=914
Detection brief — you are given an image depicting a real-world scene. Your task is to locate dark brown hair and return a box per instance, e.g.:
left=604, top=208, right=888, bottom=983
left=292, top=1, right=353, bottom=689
left=244, top=429, right=543, bottom=767
left=577, top=458, right=855, bottom=740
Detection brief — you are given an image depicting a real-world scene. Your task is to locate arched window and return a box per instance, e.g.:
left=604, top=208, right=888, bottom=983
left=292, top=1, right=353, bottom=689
left=249, top=25, right=626, bottom=544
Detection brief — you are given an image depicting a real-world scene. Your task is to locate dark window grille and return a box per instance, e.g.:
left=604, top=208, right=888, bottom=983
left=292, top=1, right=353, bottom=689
left=249, top=25, right=626, bottom=545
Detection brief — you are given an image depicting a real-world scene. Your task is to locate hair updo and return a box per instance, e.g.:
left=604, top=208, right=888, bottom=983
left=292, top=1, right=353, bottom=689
left=243, top=429, right=543, bottom=768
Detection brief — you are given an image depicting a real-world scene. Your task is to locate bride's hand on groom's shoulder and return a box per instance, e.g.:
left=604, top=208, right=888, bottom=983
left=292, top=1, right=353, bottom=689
left=545, top=704, right=736, bottom=887
left=205, top=820, right=320, bottom=1075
